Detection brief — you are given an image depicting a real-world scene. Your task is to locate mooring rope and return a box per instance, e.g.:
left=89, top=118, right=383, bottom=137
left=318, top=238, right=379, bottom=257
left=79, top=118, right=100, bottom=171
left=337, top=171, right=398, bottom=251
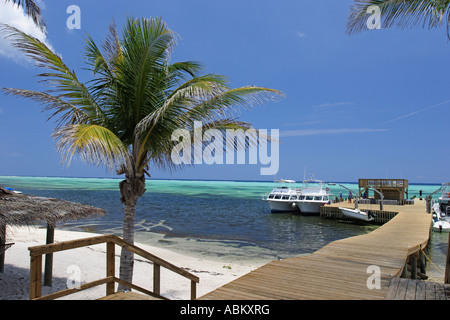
left=420, top=246, right=444, bottom=274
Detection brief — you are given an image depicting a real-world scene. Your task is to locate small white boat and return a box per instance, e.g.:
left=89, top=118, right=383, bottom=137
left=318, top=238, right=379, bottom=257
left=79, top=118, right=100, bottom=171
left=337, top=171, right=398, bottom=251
left=262, top=179, right=299, bottom=213
left=340, top=207, right=375, bottom=222
left=3, top=187, right=22, bottom=194
left=294, top=179, right=332, bottom=216
left=433, top=219, right=450, bottom=232
left=432, top=182, right=450, bottom=218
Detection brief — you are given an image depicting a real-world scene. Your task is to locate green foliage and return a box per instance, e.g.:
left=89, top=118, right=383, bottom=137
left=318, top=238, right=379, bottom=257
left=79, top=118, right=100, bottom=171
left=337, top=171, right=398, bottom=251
left=347, top=0, right=450, bottom=38
left=1, top=17, right=283, bottom=176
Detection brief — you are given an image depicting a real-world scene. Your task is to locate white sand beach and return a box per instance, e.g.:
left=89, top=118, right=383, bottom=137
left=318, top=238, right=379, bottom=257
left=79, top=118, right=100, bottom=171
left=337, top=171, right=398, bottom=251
left=0, top=226, right=266, bottom=300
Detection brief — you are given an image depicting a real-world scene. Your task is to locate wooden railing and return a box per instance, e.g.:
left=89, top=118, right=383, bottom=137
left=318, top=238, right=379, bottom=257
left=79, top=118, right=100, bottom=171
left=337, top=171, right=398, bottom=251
left=28, top=234, right=199, bottom=300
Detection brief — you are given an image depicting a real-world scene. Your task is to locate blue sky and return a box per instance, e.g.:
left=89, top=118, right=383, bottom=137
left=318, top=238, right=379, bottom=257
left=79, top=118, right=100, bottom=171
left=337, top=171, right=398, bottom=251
left=0, top=0, right=449, bottom=183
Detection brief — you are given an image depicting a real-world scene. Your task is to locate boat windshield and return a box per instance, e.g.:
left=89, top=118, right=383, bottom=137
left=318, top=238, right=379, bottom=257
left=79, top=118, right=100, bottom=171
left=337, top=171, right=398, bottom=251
left=275, top=179, right=296, bottom=189
left=441, top=182, right=450, bottom=199
left=302, top=180, right=324, bottom=191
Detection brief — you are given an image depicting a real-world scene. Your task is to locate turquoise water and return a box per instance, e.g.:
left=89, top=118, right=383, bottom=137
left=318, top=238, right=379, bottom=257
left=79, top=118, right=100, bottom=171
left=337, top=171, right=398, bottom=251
left=1, top=176, right=448, bottom=279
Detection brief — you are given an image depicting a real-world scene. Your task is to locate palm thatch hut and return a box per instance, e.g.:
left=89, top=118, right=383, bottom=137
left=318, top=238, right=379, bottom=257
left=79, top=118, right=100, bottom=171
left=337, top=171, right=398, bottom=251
left=0, top=186, right=105, bottom=285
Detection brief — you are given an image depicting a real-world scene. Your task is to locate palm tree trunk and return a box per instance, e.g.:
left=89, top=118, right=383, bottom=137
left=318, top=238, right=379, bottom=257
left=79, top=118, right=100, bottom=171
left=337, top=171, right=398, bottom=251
left=117, top=172, right=146, bottom=291
left=118, top=196, right=137, bottom=289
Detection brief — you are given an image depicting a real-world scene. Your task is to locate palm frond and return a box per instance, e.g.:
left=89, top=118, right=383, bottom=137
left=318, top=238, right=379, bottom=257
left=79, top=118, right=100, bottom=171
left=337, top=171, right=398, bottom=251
left=105, top=17, right=178, bottom=142
left=5, top=0, right=46, bottom=33
left=0, top=23, right=108, bottom=124
left=159, top=118, right=276, bottom=171
left=346, top=0, right=450, bottom=38
left=102, top=20, right=123, bottom=69
left=134, top=74, right=227, bottom=137
left=180, top=85, right=284, bottom=124
left=53, top=124, right=130, bottom=170
left=2, top=88, right=89, bottom=127
left=134, top=80, right=283, bottom=168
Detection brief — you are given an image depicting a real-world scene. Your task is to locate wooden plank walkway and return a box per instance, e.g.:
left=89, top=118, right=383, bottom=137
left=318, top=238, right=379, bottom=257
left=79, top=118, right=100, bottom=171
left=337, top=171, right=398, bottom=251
left=385, top=278, right=450, bottom=300
left=200, top=199, right=433, bottom=300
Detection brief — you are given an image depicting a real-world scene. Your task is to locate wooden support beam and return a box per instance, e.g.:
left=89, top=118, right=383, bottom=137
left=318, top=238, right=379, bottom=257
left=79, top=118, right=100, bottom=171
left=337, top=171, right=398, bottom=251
left=153, top=264, right=160, bottom=296
left=410, top=255, right=418, bottom=280
left=445, top=233, right=450, bottom=284
left=400, top=263, right=408, bottom=278
left=44, top=223, right=55, bottom=287
left=106, top=241, right=115, bottom=295
left=30, top=254, right=42, bottom=299
left=419, top=249, right=426, bottom=274
left=0, top=224, right=5, bottom=273
left=34, top=277, right=113, bottom=300
left=191, top=280, right=197, bottom=300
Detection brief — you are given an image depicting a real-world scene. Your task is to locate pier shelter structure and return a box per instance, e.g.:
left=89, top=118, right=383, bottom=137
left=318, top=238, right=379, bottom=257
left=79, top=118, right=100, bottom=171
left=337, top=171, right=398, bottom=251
left=359, top=179, right=409, bottom=204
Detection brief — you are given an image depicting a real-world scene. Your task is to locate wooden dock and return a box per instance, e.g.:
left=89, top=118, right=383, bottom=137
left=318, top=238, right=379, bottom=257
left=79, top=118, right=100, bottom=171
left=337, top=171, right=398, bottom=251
left=200, top=199, right=434, bottom=300
left=385, top=278, right=450, bottom=300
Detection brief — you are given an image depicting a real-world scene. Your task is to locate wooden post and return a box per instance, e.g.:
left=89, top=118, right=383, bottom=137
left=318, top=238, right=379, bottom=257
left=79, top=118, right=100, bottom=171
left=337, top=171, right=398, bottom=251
left=153, top=264, right=160, bottom=296
left=30, top=254, right=42, bottom=299
left=419, top=249, right=426, bottom=274
left=106, top=241, right=115, bottom=295
left=445, top=233, right=450, bottom=284
left=400, top=263, right=408, bottom=278
left=410, top=255, right=418, bottom=280
left=44, top=223, right=55, bottom=287
left=0, top=224, right=5, bottom=273
left=426, top=196, right=431, bottom=213
left=191, top=280, right=197, bottom=300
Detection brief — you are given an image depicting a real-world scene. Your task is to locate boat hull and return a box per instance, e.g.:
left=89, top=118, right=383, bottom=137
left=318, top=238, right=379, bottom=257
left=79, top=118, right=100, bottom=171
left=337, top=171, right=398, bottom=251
left=433, top=220, right=450, bottom=232
left=340, top=207, right=374, bottom=222
left=264, top=200, right=297, bottom=213
left=296, top=201, right=326, bottom=216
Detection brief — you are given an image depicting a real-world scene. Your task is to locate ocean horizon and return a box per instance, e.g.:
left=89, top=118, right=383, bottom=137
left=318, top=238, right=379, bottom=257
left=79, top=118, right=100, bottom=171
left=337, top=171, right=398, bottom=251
left=0, top=174, right=444, bottom=185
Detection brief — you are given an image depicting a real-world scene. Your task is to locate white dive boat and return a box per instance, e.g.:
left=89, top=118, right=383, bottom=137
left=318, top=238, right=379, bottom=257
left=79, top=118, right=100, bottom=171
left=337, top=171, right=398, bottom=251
left=432, top=182, right=450, bottom=219
left=262, top=179, right=299, bottom=213
left=294, top=179, right=332, bottom=215
left=340, top=207, right=375, bottom=222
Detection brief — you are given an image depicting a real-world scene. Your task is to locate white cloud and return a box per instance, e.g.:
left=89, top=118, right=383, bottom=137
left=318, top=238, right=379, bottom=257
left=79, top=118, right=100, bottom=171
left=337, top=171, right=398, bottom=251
left=296, top=31, right=306, bottom=38
left=280, top=128, right=388, bottom=137
left=0, top=1, right=53, bottom=63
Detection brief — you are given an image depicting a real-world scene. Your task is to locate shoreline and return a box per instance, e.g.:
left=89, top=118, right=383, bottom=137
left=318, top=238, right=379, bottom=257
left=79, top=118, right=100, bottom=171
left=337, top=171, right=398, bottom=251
left=0, top=226, right=267, bottom=300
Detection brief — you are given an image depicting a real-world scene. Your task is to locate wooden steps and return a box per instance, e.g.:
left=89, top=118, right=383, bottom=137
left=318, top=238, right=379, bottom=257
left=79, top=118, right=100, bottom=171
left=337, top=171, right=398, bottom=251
left=99, top=291, right=163, bottom=300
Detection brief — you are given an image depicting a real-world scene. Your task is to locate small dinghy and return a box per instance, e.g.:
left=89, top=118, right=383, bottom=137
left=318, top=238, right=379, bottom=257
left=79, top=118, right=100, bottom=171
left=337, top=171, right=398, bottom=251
left=3, top=187, right=22, bottom=194
left=340, top=207, right=375, bottom=222
left=433, top=220, right=450, bottom=232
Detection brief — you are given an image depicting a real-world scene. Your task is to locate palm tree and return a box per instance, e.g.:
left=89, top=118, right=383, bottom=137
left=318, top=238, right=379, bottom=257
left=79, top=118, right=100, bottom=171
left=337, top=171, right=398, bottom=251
left=346, top=0, right=450, bottom=38
left=1, top=17, right=283, bottom=288
left=4, top=0, right=46, bottom=33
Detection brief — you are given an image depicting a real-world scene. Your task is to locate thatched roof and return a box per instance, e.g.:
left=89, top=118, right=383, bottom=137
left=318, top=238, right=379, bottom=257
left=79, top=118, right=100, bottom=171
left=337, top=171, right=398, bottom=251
left=0, top=186, right=106, bottom=228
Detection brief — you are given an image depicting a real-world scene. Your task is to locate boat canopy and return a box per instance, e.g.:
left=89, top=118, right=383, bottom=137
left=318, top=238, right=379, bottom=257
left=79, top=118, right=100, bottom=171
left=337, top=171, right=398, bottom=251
left=275, top=179, right=296, bottom=184
left=441, top=182, right=450, bottom=199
